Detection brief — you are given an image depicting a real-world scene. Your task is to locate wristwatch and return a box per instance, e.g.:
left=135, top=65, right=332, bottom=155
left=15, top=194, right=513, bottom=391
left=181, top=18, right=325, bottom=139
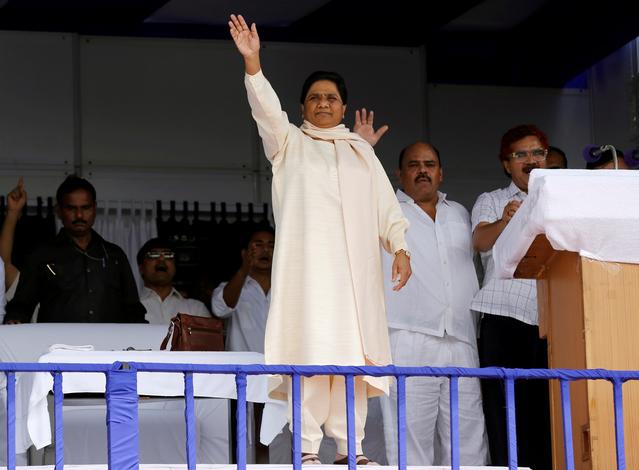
left=395, top=249, right=411, bottom=259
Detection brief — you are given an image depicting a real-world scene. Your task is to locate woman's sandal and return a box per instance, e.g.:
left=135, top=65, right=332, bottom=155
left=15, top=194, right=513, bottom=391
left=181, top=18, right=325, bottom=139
left=301, top=453, right=322, bottom=465
left=334, top=454, right=379, bottom=465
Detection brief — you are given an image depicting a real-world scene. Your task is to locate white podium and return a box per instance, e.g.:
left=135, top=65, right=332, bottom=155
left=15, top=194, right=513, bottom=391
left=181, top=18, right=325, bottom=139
left=494, top=169, right=639, bottom=470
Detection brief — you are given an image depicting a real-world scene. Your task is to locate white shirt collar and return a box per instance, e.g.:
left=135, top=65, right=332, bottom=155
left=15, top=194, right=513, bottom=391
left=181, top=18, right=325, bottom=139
left=396, top=188, right=449, bottom=207
left=506, top=181, right=527, bottom=199
left=140, top=286, right=183, bottom=301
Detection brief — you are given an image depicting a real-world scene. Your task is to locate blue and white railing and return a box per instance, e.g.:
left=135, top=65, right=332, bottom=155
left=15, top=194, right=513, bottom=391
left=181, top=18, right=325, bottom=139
left=2, top=362, right=638, bottom=470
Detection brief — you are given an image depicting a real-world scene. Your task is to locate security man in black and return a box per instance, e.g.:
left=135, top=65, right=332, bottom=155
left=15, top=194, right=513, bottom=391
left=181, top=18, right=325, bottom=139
left=4, top=175, right=146, bottom=324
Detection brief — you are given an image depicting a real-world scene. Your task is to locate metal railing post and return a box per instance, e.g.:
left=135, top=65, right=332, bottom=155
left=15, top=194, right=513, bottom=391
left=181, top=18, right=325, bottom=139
left=105, top=364, right=139, bottom=470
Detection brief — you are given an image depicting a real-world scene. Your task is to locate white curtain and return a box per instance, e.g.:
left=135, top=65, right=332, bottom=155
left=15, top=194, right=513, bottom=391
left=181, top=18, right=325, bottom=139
left=91, top=200, right=158, bottom=291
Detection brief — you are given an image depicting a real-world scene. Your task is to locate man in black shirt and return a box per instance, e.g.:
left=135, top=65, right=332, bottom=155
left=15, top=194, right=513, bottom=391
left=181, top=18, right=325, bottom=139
left=4, top=175, right=146, bottom=323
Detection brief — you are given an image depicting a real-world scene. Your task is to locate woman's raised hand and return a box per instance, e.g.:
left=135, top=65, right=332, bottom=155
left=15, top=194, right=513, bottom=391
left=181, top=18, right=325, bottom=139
left=353, top=108, right=389, bottom=147
left=229, top=14, right=260, bottom=59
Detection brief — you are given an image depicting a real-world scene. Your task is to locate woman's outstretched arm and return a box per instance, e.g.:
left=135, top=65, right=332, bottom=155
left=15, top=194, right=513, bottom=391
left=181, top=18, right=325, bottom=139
left=229, top=14, right=261, bottom=76
left=230, top=14, right=292, bottom=163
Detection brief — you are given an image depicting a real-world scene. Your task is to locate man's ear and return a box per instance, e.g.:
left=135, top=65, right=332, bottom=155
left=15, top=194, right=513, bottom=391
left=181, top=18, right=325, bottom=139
left=502, top=159, right=512, bottom=176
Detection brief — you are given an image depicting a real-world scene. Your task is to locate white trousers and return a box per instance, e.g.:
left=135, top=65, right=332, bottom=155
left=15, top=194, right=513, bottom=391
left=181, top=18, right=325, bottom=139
left=287, top=375, right=368, bottom=455
left=380, top=330, right=488, bottom=466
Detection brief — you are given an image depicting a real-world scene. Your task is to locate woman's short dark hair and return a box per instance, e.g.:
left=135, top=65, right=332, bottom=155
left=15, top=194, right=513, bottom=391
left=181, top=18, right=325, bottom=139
left=300, top=71, right=348, bottom=105
left=56, top=175, right=97, bottom=206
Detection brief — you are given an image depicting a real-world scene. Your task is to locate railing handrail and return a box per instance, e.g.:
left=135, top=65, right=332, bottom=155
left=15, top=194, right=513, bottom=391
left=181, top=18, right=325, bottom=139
left=4, top=362, right=637, bottom=470
left=2, top=361, right=639, bottom=381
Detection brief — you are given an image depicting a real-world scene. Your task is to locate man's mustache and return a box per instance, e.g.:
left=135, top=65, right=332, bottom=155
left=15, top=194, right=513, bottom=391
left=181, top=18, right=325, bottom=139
left=415, top=173, right=431, bottom=183
left=72, top=219, right=88, bottom=225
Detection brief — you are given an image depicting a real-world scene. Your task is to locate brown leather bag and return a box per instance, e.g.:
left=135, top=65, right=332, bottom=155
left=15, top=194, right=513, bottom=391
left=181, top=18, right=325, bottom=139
left=160, top=313, right=225, bottom=351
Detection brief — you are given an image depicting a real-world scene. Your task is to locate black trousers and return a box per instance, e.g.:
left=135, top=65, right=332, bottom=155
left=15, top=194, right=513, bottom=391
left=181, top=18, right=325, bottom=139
left=479, top=313, right=552, bottom=470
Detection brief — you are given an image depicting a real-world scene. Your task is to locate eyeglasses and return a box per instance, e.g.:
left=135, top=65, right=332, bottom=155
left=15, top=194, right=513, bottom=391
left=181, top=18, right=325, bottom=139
left=145, top=251, right=175, bottom=260
left=509, top=148, right=548, bottom=162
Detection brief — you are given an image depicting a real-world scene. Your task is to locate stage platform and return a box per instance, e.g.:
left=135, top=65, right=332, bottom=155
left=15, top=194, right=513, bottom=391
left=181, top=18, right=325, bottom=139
left=1, top=466, right=531, bottom=469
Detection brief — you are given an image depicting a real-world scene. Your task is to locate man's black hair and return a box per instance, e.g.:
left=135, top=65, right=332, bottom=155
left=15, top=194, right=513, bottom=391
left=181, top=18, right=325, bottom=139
left=56, top=175, right=97, bottom=206
left=398, top=143, right=441, bottom=168
left=137, top=237, right=175, bottom=265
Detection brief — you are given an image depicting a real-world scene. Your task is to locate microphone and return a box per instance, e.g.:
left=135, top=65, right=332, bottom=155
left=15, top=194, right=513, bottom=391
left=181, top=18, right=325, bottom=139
left=582, top=144, right=620, bottom=169
left=624, top=149, right=639, bottom=167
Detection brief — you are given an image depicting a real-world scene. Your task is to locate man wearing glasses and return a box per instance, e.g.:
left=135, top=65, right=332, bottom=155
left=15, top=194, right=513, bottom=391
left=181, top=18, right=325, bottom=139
left=471, top=125, right=551, bottom=470
left=137, top=238, right=211, bottom=324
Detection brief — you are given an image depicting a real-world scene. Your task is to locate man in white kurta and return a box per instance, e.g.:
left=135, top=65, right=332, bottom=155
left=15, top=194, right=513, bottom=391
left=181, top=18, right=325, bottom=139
left=211, top=229, right=273, bottom=353
left=380, top=142, right=488, bottom=466
left=137, top=238, right=210, bottom=324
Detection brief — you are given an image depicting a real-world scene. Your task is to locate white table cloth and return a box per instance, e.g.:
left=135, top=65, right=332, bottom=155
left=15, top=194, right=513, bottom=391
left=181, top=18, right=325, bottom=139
left=48, top=397, right=229, bottom=465
left=0, top=324, right=169, bottom=457
left=0, top=324, right=287, bottom=464
left=494, top=169, right=639, bottom=279
left=28, top=350, right=287, bottom=450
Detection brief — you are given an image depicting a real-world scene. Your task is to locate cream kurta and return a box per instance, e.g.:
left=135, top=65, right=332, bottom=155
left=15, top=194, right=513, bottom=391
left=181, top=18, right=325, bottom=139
left=245, top=70, right=408, bottom=398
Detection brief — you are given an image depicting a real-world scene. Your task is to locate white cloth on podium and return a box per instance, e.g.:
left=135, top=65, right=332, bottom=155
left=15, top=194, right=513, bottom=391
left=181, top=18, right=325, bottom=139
left=494, top=169, right=639, bottom=279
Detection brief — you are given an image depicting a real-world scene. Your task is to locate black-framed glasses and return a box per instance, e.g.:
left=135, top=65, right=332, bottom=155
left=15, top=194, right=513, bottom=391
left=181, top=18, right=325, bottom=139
left=509, top=148, right=548, bottom=162
left=145, top=251, right=175, bottom=260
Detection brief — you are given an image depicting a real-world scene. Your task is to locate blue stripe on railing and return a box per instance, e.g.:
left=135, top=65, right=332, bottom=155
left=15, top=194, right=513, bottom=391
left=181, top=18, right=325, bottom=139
left=2, top=362, right=638, bottom=468
left=234, top=372, right=247, bottom=470
left=449, top=376, right=460, bottom=470
left=505, top=378, right=517, bottom=470
left=53, top=371, right=64, bottom=470
left=184, top=372, right=196, bottom=470
left=396, top=374, right=407, bottom=470
left=560, top=380, right=575, bottom=470
left=613, top=379, right=626, bottom=470
left=345, top=374, right=356, bottom=470
left=5, top=371, right=15, bottom=470
left=291, top=374, right=302, bottom=470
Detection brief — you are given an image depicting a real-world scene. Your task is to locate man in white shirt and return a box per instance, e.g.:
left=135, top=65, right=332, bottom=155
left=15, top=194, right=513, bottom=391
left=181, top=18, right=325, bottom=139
left=211, top=228, right=273, bottom=353
left=380, top=141, right=488, bottom=466
left=138, top=238, right=211, bottom=324
left=471, top=125, right=551, bottom=470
